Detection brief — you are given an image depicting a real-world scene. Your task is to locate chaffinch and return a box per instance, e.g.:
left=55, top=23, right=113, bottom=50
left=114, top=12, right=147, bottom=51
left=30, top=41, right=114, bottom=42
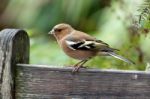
left=49, top=23, right=135, bottom=72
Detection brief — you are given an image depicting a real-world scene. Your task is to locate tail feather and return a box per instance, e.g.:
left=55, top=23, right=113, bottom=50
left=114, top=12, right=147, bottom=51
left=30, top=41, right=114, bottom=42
left=107, top=52, right=135, bottom=64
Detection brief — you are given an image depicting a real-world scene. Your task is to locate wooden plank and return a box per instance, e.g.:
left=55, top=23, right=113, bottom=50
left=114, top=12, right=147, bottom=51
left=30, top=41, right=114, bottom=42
left=0, top=29, right=29, bottom=99
left=16, top=64, right=150, bottom=99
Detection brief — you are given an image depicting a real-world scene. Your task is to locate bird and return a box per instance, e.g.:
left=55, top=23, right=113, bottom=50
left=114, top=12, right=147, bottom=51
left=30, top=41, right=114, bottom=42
left=49, top=23, right=135, bottom=72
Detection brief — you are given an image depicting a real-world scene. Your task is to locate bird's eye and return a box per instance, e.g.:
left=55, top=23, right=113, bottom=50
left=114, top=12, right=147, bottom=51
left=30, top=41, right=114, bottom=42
left=54, top=29, right=62, bottom=32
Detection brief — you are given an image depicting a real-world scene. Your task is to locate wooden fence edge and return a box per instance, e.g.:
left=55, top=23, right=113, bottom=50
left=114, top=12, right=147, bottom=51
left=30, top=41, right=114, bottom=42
left=17, top=63, right=149, bottom=74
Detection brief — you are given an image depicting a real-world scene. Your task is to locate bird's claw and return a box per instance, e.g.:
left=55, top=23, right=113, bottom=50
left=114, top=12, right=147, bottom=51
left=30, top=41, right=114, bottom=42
left=72, top=65, right=82, bottom=74
left=72, top=67, right=80, bottom=73
left=72, top=65, right=87, bottom=74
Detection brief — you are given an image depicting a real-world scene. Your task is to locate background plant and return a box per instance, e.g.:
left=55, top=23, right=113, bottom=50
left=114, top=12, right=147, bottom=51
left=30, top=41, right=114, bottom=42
left=0, top=0, right=149, bottom=70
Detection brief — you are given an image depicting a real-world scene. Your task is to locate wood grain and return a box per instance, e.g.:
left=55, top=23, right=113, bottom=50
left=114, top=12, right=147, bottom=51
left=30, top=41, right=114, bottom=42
left=16, top=64, right=150, bottom=99
left=0, top=29, right=29, bottom=99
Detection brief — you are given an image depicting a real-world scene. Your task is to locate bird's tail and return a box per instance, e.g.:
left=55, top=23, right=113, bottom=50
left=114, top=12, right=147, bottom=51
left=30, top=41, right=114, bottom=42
left=107, top=52, right=135, bottom=64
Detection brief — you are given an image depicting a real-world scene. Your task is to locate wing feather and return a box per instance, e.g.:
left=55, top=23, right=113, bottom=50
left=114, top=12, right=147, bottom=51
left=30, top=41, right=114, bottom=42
left=65, top=39, right=110, bottom=51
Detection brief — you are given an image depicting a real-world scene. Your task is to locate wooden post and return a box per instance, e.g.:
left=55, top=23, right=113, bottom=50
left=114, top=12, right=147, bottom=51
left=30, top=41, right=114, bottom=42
left=0, top=29, right=29, bottom=99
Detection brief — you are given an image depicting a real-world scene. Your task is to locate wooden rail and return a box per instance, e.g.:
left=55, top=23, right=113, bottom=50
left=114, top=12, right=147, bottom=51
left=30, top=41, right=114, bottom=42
left=0, top=29, right=150, bottom=99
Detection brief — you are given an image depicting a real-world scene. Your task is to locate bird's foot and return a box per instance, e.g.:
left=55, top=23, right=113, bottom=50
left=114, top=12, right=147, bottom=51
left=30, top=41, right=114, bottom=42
left=72, top=65, right=81, bottom=74
left=72, top=65, right=87, bottom=74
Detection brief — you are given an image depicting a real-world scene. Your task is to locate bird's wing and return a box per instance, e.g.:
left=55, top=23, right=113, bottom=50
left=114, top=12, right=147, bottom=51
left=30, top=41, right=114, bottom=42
left=65, top=40, right=96, bottom=50
left=65, top=37, right=110, bottom=51
left=65, top=30, right=118, bottom=51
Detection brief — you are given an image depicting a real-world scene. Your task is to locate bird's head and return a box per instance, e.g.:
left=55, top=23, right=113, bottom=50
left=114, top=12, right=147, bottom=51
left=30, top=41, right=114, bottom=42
left=49, top=23, right=74, bottom=40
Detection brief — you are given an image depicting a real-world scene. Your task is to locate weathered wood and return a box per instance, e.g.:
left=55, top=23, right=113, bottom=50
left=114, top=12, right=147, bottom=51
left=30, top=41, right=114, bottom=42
left=0, top=29, right=29, bottom=99
left=16, top=64, right=150, bottom=99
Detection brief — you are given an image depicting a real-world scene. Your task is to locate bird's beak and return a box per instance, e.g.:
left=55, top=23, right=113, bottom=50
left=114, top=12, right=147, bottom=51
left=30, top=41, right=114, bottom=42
left=48, top=30, right=54, bottom=35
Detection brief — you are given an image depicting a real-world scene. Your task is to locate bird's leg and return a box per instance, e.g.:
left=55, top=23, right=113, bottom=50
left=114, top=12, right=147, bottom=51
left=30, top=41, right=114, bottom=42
left=73, top=60, right=85, bottom=67
left=72, top=60, right=88, bottom=73
left=79, top=60, right=88, bottom=68
left=78, top=57, right=92, bottom=69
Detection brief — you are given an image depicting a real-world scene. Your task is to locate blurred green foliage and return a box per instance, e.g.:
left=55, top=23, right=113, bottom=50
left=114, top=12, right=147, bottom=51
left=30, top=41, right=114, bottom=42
left=0, top=0, right=150, bottom=70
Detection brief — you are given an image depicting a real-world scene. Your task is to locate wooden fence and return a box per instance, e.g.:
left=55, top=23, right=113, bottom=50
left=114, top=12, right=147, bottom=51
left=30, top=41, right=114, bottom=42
left=0, top=29, right=150, bottom=99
